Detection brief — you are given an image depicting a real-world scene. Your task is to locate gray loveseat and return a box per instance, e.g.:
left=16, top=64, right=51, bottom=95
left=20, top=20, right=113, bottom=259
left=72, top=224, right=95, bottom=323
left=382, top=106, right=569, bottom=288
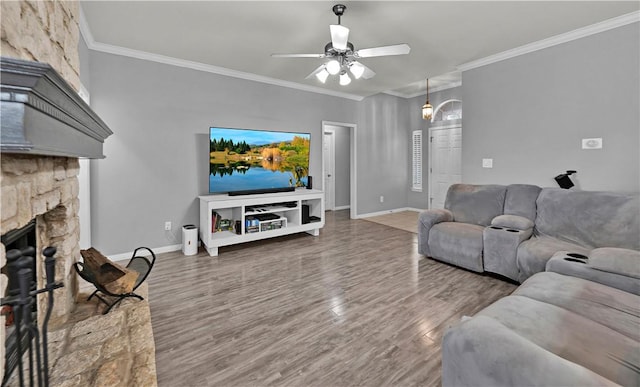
left=417, top=184, right=540, bottom=273
left=418, top=184, right=640, bottom=283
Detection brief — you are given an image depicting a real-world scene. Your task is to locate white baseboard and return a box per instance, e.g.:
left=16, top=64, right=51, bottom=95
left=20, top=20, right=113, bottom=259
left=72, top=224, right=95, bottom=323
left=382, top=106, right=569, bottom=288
left=333, top=205, right=351, bottom=211
left=356, top=207, right=424, bottom=219
left=108, top=244, right=182, bottom=262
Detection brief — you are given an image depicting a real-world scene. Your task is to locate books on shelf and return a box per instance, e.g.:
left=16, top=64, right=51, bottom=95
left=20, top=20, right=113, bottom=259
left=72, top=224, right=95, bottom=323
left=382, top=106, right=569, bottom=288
left=211, top=211, right=222, bottom=233
left=212, top=211, right=235, bottom=233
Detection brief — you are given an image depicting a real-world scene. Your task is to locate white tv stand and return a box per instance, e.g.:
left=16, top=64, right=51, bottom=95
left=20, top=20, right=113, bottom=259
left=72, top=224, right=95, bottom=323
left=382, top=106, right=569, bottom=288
left=198, top=189, right=324, bottom=256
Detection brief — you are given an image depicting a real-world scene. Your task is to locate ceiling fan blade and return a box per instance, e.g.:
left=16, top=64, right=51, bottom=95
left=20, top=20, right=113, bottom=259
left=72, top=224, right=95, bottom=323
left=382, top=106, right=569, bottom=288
left=360, top=63, right=376, bottom=80
left=330, top=24, right=350, bottom=51
left=356, top=44, right=411, bottom=58
left=305, top=64, right=326, bottom=79
left=271, top=53, right=326, bottom=58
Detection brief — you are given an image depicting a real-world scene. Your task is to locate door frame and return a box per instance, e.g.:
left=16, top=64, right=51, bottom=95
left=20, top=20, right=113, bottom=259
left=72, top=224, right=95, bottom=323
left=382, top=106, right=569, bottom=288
left=322, top=121, right=357, bottom=219
left=428, top=123, right=462, bottom=209
left=323, top=129, right=336, bottom=211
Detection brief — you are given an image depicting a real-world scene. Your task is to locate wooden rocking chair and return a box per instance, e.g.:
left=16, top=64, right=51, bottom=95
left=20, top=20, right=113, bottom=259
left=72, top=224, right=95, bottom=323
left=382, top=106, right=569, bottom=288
left=74, top=247, right=156, bottom=314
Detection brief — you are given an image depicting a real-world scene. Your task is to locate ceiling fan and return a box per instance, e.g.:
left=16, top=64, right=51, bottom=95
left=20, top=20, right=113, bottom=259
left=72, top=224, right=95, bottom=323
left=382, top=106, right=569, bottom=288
left=271, top=4, right=411, bottom=86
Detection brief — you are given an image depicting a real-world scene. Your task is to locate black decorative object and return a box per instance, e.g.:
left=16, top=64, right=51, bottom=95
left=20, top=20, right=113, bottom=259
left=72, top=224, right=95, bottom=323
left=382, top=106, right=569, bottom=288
left=554, top=170, right=577, bottom=189
left=1, top=246, right=63, bottom=387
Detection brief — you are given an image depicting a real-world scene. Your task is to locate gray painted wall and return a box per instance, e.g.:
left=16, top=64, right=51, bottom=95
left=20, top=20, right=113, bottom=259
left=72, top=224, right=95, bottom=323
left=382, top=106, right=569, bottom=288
left=88, top=52, right=358, bottom=255
left=406, top=86, right=462, bottom=209
left=462, top=23, right=639, bottom=192
left=84, top=22, right=637, bottom=255
left=79, top=38, right=90, bottom=90
left=325, top=124, right=351, bottom=208
left=356, top=93, right=410, bottom=215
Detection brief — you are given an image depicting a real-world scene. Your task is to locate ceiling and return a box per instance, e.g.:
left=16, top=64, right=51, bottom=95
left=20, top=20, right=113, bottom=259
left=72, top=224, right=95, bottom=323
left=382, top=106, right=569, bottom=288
left=80, top=1, right=639, bottom=99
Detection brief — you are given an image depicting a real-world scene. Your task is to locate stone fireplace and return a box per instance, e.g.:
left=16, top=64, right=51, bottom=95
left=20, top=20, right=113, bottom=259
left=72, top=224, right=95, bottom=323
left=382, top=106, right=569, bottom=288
left=0, top=56, right=112, bottom=386
left=2, top=154, right=83, bottom=320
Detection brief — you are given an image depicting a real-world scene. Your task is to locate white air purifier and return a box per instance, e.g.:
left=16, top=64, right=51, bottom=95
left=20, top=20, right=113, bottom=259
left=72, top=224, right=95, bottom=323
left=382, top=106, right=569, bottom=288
left=182, top=225, right=198, bottom=256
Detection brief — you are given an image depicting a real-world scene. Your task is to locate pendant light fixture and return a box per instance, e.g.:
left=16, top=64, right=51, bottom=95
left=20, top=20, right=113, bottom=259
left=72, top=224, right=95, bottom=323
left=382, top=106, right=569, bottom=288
left=422, top=78, right=433, bottom=120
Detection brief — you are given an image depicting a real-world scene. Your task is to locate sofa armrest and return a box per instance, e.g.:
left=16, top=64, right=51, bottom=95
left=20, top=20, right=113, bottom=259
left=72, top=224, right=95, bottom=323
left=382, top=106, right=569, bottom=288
left=417, top=209, right=452, bottom=256
left=491, top=214, right=534, bottom=231
left=442, top=316, right=617, bottom=387
left=483, top=224, right=533, bottom=282
left=588, top=247, right=640, bottom=279
left=546, top=251, right=640, bottom=295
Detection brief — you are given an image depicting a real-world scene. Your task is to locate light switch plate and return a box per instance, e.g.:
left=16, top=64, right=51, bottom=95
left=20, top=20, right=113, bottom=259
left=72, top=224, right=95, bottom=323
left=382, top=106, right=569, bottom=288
left=482, top=158, right=493, bottom=168
left=582, top=138, right=602, bottom=149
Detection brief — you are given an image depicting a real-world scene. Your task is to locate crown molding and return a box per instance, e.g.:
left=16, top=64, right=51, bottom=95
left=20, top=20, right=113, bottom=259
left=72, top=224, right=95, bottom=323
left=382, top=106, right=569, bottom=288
left=79, top=6, right=95, bottom=48
left=403, top=81, right=463, bottom=99
left=78, top=7, right=363, bottom=102
left=458, top=11, right=640, bottom=72
left=382, top=90, right=408, bottom=98
left=384, top=81, right=462, bottom=99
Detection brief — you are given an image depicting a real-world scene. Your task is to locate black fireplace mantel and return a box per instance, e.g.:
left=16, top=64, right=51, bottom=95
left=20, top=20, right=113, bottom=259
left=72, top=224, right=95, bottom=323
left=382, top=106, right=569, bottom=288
left=0, top=56, right=113, bottom=158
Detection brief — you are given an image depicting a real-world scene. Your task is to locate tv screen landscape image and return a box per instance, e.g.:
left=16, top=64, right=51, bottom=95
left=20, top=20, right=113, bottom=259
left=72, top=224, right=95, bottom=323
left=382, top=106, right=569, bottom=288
left=209, top=127, right=310, bottom=194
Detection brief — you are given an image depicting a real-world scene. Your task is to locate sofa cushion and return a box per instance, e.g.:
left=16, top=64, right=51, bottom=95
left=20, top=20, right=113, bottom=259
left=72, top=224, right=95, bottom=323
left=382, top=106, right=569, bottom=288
left=504, top=184, right=541, bottom=221
left=516, top=236, right=589, bottom=282
left=477, top=293, right=640, bottom=386
left=428, top=222, right=484, bottom=272
left=491, top=214, right=534, bottom=230
left=442, top=315, right=617, bottom=387
left=535, top=188, right=640, bottom=250
left=514, top=272, right=640, bottom=341
left=445, top=184, right=506, bottom=226
left=588, top=247, right=640, bottom=279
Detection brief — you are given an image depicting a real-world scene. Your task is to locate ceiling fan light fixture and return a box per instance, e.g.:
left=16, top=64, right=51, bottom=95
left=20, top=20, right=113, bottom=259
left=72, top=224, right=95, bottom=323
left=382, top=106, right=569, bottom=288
left=326, top=59, right=341, bottom=75
left=271, top=4, right=411, bottom=86
left=339, top=71, right=351, bottom=86
left=315, top=68, right=330, bottom=83
left=349, top=62, right=365, bottom=79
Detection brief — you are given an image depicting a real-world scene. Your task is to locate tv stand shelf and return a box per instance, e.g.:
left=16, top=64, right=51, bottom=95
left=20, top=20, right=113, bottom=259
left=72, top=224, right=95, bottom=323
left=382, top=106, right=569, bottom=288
left=198, top=189, right=324, bottom=256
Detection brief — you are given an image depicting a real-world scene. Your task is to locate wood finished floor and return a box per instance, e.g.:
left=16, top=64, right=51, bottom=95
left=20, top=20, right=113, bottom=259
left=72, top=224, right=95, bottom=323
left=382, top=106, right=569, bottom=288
left=148, top=210, right=517, bottom=386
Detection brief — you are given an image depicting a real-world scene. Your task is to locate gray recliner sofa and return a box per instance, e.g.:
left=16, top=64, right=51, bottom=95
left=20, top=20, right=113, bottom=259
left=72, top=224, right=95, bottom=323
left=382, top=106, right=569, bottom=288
left=418, top=183, right=540, bottom=274
left=436, top=186, right=640, bottom=385
left=419, top=184, right=640, bottom=283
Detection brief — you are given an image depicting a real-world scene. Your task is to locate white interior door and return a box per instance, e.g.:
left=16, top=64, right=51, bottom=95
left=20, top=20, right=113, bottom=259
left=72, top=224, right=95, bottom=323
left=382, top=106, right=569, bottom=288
left=323, top=131, right=335, bottom=211
left=430, top=125, right=462, bottom=209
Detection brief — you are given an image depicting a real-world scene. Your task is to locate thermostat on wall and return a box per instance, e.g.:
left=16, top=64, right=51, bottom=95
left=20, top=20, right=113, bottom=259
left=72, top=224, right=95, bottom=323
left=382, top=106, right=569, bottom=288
left=582, top=138, right=602, bottom=149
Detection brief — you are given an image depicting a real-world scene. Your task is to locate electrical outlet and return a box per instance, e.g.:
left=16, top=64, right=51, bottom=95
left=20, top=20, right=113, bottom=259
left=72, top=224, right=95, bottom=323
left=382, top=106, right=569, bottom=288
left=582, top=138, right=602, bottom=149
left=380, top=196, right=384, bottom=203
left=482, top=158, right=493, bottom=168
left=164, top=221, right=172, bottom=231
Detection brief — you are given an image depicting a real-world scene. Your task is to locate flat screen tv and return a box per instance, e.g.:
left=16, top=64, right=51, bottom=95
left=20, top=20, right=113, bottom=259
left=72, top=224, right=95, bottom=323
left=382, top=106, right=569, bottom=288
left=209, top=127, right=310, bottom=195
